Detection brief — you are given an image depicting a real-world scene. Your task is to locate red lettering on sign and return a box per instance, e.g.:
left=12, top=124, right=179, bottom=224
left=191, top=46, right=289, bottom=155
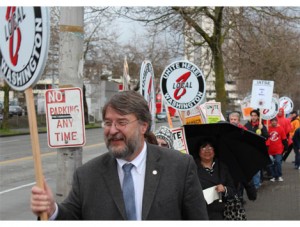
left=282, top=100, right=288, bottom=108
left=57, top=119, right=73, bottom=128
left=6, top=7, right=21, bottom=66
left=46, top=90, right=66, bottom=103
left=263, top=109, right=269, bottom=114
left=174, top=72, right=191, bottom=100
left=54, top=131, right=77, bottom=142
left=147, top=77, right=153, bottom=111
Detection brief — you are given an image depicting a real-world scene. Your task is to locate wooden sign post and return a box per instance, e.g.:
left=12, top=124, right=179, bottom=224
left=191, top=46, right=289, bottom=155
left=25, top=88, right=47, bottom=220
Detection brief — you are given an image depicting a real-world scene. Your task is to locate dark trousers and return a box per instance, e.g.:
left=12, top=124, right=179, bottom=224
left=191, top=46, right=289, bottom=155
left=283, top=143, right=293, bottom=161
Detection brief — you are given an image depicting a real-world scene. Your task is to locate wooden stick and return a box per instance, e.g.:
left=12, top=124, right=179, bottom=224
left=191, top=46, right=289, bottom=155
left=178, top=111, right=186, bottom=125
left=25, top=88, right=48, bottom=220
left=164, top=105, right=173, bottom=129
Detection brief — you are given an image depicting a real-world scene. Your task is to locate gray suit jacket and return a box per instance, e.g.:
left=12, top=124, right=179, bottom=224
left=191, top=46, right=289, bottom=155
left=57, top=143, right=208, bottom=220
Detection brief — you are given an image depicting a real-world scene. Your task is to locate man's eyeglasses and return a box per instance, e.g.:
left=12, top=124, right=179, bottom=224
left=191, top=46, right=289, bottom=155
left=103, top=119, right=138, bottom=130
left=200, top=146, right=213, bottom=151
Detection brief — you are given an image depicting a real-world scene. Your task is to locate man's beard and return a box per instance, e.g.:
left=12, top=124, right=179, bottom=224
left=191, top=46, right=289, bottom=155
left=105, top=132, right=141, bottom=160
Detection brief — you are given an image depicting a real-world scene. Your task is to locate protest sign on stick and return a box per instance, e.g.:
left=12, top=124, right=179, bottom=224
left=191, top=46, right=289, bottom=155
left=0, top=7, right=50, bottom=220
left=250, top=80, right=274, bottom=135
left=140, top=60, right=156, bottom=131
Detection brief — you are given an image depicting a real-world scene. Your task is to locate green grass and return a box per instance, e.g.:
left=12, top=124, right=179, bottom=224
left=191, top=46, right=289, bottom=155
left=0, top=128, right=28, bottom=136
left=0, top=124, right=101, bottom=137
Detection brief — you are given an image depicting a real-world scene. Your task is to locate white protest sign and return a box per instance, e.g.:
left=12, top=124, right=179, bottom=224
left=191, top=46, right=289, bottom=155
left=171, top=127, right=188, bottom=154
left=183, top=105, right=204, bottom=125
left=250, top=80, right=274, bottom=109
left=240, top=95, right=253, bottom=120
left=0, top=7, right=50, bottom=91
left=279, top=96, right=294, bottom=115
left=205, top=102, right=222, bottom=123
left=45, top=87, right=86, bottom=148
left=160, top=60, right=206, bottom=111
left=261, top=96, right=279, bottom=120
left=140, top=60, right=156, bottom=131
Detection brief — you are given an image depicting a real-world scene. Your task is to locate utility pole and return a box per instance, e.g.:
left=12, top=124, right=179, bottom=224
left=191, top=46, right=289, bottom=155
left=56, top=7, right=84, bottom=203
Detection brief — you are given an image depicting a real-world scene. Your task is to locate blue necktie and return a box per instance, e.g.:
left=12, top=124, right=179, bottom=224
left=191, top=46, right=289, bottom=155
left=122, top=163, right=137, bottom=220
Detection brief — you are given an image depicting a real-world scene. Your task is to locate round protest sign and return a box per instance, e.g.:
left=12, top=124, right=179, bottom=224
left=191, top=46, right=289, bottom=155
left=160, top=60, right=206, bottom=111
left=0, top=7, right=50, bottom=91
left=279, top=96, right=293, bottom=114
left=261, top=97, right=279, bottom=120
left=140, top=60, right=156, bottom=130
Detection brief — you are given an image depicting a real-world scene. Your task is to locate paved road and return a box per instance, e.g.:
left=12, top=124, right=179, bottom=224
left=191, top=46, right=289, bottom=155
left=243, top=152, right=300, bottom=220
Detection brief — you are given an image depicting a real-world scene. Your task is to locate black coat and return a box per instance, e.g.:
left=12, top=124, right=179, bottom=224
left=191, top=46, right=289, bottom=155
left=244, top=121, right=269, bottom=139
left=196, top=159, right=236, bottom=220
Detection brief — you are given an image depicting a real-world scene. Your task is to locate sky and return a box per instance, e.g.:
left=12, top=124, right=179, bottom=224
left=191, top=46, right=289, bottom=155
left=1, top=0, right=299, bottom=7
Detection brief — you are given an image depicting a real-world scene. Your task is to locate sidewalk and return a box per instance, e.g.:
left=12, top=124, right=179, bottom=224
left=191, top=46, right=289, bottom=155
left=243, top=152, right=300, bottom=220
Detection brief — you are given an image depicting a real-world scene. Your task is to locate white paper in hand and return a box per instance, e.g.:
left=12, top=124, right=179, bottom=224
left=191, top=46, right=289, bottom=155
left=203, top=186, right=219, bottom=204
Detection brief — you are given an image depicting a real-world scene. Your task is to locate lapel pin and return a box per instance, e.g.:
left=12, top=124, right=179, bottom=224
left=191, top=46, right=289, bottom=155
left=152, top=170, right=158, bottom=175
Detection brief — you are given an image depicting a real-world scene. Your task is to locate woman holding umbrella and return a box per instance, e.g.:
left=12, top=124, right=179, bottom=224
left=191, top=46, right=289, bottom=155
left=195, top=140, right=236, bottom=220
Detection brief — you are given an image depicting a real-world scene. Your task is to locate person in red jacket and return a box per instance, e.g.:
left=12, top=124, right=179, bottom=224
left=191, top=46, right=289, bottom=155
left=277, top=108, right=292, bottom=142
left=268, top=117, right=288, bottom=182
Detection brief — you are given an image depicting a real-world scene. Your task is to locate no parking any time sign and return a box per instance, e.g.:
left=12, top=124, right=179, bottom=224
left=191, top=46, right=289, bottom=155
left=45, top=87, right=86, bottom=148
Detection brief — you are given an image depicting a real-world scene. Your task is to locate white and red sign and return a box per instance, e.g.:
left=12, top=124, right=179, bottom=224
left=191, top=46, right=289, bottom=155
left=171, top=127, right=188, bottom=154
left=261, top=97, right=279, bottom=120
left=205, top=102, right=222, bottom=123
left=0, top=7, right=50, bottom=91
left=45, top=88, right=86, bottom=148
left=160, top=60, right=206, bottom=111
left=140, top=60, right=156, bottom=130
left=279, top=96, right=293, bottom=115
left=250, top=80, right=274, bottom=109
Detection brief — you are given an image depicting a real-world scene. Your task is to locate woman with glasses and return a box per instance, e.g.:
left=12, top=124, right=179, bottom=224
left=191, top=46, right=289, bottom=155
left=195, top=140, right=236, bottom=220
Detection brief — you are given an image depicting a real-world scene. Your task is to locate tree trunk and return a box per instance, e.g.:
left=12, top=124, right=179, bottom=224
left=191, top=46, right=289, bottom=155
left=212, top=46, right=227, bottom=115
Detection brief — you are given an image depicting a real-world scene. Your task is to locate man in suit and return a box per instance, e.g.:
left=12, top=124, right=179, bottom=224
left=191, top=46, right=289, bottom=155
left=31, top=90, right=208, bottom=220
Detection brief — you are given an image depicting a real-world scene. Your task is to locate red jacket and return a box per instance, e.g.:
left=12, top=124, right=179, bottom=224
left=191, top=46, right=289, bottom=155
left=268, top=125, right=287, bottom=155
left=277, top=108, right=292, bottom=145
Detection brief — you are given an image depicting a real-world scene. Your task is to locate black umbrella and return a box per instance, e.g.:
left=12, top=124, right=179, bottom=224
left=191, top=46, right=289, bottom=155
left=184, top=122, right=271, bottom=183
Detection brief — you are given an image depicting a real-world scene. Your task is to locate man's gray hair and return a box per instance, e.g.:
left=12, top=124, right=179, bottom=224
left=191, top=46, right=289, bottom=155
left=229, top=111, right=241, bottom=119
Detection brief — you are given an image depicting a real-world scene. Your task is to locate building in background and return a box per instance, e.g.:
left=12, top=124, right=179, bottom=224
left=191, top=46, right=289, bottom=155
left=183, top=13, right=241, bottom=112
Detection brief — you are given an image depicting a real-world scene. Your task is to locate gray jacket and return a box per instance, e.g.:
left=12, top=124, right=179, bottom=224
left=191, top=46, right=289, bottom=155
left=57, top=143, right=208, bottom=220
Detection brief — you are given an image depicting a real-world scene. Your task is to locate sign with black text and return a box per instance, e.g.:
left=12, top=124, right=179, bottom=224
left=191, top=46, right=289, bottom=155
left=45, top=87, right=85, bottom=148
left=171, top=127, right=188, bottom=154
left=250, top=80, right=274, bottom=109
left=0, top=7, right=50, bottom=91
left=140, top=60, right=156, bottom=131
left=261, top=96, right=279, bottom=120
left=160, top=60, right=206, bottom=111
left=279, top=96, right=294, bottom=115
